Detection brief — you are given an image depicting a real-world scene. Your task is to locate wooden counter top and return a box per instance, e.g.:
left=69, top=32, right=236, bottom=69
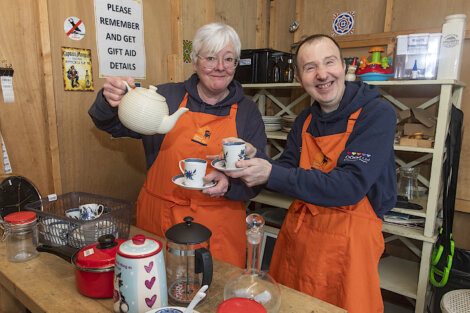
left=0, top=226, right=346, bottom=313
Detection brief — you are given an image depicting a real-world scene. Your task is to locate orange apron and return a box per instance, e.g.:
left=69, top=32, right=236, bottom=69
left=270, top=109, right=385, bottom=313
left=136, top=94, right=246, bottom=268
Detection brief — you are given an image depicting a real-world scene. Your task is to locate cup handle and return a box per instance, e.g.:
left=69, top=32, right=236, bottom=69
left=97, top=204, right=104, bottom=217
left=179, top=160, right=185, bottom=175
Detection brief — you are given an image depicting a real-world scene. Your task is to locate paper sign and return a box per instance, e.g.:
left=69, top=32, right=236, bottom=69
left=64, top=16, right=86, bottom=41
left=94, top=0, right=146, bottom=79
left=1, top=76, right=14, bottom=103
left=1, top=132, right=12, bottom=174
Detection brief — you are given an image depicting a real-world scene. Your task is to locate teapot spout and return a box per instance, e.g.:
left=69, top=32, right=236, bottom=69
left=157, top=107, right=189, bottom=134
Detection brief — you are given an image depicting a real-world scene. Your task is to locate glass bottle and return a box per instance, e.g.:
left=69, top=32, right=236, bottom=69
left=397, top=166, right=420, bottom=201
left=85, top=70, right=91, bottom=88
left=283, top=58, right=294, bottom=83
left=223, top=214, right=281, bottom=313
left=272, top=58, right=281, bottom=83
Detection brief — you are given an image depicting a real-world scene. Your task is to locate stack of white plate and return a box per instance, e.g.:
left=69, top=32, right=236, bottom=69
left=262, top=116, right=282, bottom=132
left=281, top=115, right=297, bottom=133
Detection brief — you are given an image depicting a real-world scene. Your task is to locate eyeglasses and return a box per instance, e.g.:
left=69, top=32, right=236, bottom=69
left=197, top=55, right=239, bottom=70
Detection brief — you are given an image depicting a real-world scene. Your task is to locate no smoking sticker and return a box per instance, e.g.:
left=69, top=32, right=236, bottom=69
left=64, top=16, right=85, bottom=41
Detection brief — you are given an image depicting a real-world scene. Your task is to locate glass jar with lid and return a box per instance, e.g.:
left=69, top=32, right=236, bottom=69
left=1, top=211, right=39, bottom=262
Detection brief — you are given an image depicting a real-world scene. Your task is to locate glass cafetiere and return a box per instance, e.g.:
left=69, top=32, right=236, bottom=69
left=165, top=216, right=213, bottom=305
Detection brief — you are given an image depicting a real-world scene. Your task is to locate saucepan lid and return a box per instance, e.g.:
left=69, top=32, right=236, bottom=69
left=73, top=234, right=123, bottom=271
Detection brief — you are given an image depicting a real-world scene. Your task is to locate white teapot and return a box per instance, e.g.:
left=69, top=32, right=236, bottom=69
left=118, top=82, right=189, bottom=135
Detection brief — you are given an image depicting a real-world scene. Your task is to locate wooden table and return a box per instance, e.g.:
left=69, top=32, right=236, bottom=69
left=0, top=226, right=346, bottom=313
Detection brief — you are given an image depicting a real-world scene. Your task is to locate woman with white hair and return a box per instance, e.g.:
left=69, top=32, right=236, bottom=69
left=89, top=22, right=266, bottom=267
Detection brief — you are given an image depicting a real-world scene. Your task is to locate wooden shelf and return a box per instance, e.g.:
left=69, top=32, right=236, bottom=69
left=252, top=190, right=436, bottom=242
left=251, top=190, right=293, bottom=209
left=250, top=80, right=464, bottom=313
left=364, top=79, right=465, bottom=87
left=379, top=256, right=419, bottom=299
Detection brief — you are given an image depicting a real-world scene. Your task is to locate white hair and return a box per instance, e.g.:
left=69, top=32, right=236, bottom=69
left=190, top=23, right=241, bottom=63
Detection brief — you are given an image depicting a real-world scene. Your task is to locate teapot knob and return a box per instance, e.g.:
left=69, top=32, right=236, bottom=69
left=132, top=234, right=146, bottom=245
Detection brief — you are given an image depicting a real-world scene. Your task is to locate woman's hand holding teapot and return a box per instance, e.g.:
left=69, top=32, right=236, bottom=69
left=103, top=76, right=135, bottom=107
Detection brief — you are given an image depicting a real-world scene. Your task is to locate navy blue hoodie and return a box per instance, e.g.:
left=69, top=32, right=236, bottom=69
left=89, top=73, right=267, bottom=201
left=265, top=81, right=397, bottom=218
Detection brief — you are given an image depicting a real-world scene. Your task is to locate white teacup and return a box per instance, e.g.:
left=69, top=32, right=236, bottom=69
left=223, top=142, right=246, bottom=169
left=65, top=208, right=81, bottom=219
left=178, top=158, right=207, bottom=188
left=79, top=203, right=104, bottom=220
left=41, top=218, right=70, bottom=246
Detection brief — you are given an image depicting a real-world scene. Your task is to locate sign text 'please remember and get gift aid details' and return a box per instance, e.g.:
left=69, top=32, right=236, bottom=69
left=94, top=0, right=146, bottom=79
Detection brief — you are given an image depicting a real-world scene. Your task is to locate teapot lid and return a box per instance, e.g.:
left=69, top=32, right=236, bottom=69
left=133, top=85, right=166, bottom=102
left=117, top=234, right=163, bottom=258
left=165, top=216, right=212, bottom=244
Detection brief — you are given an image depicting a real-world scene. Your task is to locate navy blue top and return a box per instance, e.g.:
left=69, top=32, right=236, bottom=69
left=263, top=81, right=397, bottom=218
left=89, top=74, right=267, bottom=201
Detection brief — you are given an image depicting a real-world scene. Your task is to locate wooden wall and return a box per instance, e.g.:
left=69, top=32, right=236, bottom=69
left=0, top=0, right=55, bottom=194
left=0, top=0, right=469, bottom=239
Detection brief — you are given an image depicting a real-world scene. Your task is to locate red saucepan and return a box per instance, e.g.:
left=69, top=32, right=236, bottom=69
left=38, top=234, right=123, bottom=298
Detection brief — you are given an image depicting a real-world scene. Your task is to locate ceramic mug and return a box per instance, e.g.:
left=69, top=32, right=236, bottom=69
left=79, top=203, right=104, bottom=220
left=223, top=142, right=246, bottom=169
left=65, top=208, right=81, bottom=219
left=42, top=218, right=69, bottom=246
left=178, top=158, right=207, bottom=188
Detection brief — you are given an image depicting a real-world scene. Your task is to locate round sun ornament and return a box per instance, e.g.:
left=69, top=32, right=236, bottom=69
left=332, top=11, right=355, bottom=36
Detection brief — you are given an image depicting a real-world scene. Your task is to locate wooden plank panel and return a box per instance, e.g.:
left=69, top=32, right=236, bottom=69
left=296, top=0, right=387, bottom=39
left=0, top=0, right=54, bottom=196
left=46, top=0, right=175, bottom=201
left=38, top=0, right=62, bottom=195
left=215, top=0, right=259, bottom=49
left=384, top=0, right=394, bottom=32
left=268, top=0, right=296, bottom=52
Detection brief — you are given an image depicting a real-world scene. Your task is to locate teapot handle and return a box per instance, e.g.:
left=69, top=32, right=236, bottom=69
left=195, top=247, right=213, bottom=287
left=122, top=80, right=132, bottom=92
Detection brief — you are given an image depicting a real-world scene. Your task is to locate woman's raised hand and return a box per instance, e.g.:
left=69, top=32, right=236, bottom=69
left=103, top=76, right=135, bottom=107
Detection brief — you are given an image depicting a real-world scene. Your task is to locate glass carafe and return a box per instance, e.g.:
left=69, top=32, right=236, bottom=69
left=223, top=213, right=281, bottom=313
left=165, top=216, right=213, bottom=305
left=397, top=166, right=420, bottom=200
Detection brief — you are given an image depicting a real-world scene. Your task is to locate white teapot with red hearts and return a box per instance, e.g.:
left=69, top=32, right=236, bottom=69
left=114, top=234, right=167, bottom=313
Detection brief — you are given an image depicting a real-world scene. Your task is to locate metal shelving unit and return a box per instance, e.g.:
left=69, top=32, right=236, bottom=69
left=244, top=79, right=465, bottom=313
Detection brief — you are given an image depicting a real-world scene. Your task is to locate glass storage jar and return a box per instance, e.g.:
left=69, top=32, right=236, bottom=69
left=1, top=211, right=39, bottom=262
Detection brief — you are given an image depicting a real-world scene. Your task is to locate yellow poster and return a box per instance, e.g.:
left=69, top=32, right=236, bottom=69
left=62, top=47, right=94, bottom=91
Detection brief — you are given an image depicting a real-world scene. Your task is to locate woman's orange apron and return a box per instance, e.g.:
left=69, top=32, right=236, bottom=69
left=270, top=109, right=385, bottom=313
left=136, top=94, right=246, bottom=268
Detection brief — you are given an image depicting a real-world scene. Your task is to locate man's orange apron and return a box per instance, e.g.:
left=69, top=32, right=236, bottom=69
left=136, top=94, right=246, bottom=268
left=270, top=109, right=384, bottom=313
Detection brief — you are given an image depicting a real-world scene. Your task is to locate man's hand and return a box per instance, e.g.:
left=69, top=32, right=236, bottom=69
left=222, top=137, right=257, bottom=158
left=202, top=170, right=229, bottom=197
left=103, top=76, right=135, bottom=107
left=225, top=158, right=272, bottom=187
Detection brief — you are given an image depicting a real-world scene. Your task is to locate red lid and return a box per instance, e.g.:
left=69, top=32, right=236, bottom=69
left=217, top=298, right=267, bottom=313
left=4, top=211, right=36, bottom=225
left=74, top=235, right=124, bottom=270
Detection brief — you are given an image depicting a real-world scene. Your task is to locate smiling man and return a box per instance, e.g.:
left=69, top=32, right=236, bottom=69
left=226, top=34, right=397, bottom=313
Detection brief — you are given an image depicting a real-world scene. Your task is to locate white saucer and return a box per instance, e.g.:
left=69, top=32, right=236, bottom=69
left=211, top=159, right=244, bottom=172
left=172, top=174, right=216, bottom=190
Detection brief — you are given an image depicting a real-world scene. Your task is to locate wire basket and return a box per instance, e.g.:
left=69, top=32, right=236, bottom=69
left=25, top=192, right=132, bottom=249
